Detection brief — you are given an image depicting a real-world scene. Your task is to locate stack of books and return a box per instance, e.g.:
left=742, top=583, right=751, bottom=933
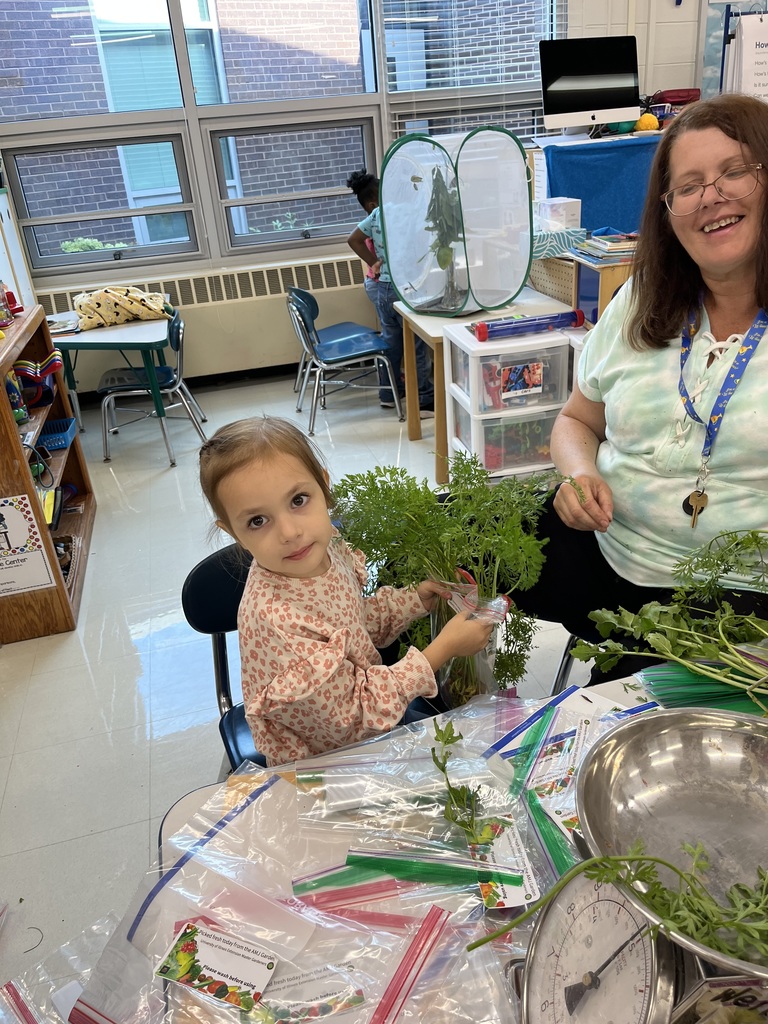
left=569, top=232, right=637, bottom=267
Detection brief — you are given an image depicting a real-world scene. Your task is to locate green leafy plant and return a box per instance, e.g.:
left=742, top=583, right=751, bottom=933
left=421, top=165, right=464, bottom=309
left=572, top=530, right=768, bottom=711
left=334, top=452, right=552, bottom=699
left=431, top=719, right=495, bottom=845
left=60, top=236, right=128, bottom=253
left=271, top=211, right=313, bottom=233
left=424, top=166, right=463, bottom=272
left=468, top=840, right=768, bottom=967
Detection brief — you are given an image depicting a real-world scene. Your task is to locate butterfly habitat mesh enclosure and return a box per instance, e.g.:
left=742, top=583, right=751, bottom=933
left=380, top=126, right=533, bottom=316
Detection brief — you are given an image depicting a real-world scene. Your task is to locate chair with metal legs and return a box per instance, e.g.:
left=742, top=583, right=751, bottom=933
left=550, top=633, right=579, bottom=695
left=96, top=311, right=207, bottom=465
left=287, top=290, right=403, bottom=436
left=287, top=285, right=379, bottom=396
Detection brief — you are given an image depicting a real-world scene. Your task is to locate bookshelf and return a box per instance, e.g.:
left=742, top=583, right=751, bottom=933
left=0, top=306, right=96, bottom=642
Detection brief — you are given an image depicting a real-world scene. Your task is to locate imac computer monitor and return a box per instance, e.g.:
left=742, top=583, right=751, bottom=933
left=538, top=36, right=641, bottom=131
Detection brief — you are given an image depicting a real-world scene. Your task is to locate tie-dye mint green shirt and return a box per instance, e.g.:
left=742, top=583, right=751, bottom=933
left=578, top=281, right=768, bottom=589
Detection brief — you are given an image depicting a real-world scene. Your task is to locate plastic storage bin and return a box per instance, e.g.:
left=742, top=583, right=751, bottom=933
left=446, top=327, right=569, bottom=414
left=40, top=417, right=77, bottom=449
left=448, top=387, right=560, bottom=475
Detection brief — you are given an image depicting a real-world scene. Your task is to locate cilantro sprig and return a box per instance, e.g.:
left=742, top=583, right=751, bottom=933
left=572, top=530, right=768, bottom=712
left=431, top=719, right=495, bottom=846
left=468, top=840, right=768, bottom=967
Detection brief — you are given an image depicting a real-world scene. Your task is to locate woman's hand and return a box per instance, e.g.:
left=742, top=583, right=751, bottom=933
left=416, top=580, right=450, bottom=612
left=554, top=475, right=614, bottom=532
left=422, top=611, right=495, bottom=672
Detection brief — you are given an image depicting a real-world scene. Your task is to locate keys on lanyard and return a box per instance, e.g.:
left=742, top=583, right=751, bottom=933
left=682, top=489, right=708, bottom=528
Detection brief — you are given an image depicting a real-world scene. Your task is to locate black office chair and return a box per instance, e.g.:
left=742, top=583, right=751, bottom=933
left=96, top=310, right=207, bottom=466
left=181, top=543, right=267, bottom=771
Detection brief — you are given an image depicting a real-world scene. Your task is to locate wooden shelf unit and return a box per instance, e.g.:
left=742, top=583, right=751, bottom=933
left=0, top=305, right=96, bottom=643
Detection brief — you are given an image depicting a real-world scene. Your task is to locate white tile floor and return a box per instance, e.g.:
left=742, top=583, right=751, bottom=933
left=0, top=373, right=587, bottom=985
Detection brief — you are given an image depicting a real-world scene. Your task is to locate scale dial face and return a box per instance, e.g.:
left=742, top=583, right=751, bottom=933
left=522, top=871, right=674, bottom=1024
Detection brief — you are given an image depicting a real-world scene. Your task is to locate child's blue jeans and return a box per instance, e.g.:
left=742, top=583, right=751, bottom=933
left=365, top=278, right=434, bottom=407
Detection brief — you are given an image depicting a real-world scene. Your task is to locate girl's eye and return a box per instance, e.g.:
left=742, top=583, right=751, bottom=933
left=291, top=493, right=310, bottom=508
left=247, top=515, right=266, bottom=529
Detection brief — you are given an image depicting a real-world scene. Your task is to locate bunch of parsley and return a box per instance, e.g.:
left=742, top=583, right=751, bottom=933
left=333, top=452, right=551, bottom=693
left=572, top=530, right=768, bottom=711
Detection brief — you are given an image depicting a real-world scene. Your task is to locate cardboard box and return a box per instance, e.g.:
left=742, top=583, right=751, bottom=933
left=536, top=197, right=582, bottom=230
left=530, top=228, right=587, bottom=261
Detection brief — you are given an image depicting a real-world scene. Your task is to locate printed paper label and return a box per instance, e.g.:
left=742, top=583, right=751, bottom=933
left=0, top=494, right=56, bottom=595
left=256, top=961, right=366, bottom=1021
left=156, top=922, right=277, bottom=1013
left=470, top=815, right=540, bottom=910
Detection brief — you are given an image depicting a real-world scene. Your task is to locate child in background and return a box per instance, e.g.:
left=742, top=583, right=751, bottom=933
left=199, top=416, right=494, bottom=766
left=346, top=168, right=435, bottom=416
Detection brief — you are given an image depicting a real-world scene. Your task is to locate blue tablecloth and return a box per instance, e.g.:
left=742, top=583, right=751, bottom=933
left=543, top=135, right=662, bottom=234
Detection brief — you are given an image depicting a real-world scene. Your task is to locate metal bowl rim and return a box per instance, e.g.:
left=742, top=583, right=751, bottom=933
left=575, top=706, right=768, bottom=979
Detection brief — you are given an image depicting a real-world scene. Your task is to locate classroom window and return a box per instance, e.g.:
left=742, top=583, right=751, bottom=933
left=0, top=0, right=563, bottom=276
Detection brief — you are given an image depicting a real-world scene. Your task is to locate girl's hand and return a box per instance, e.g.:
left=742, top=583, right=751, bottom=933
left=416, top=580, right=450, bottom=612
left=423, top=611, right=495, bottom=672
left=554, top=475, right=613, bottom=532
left=371, top=258, right=382, bottom=279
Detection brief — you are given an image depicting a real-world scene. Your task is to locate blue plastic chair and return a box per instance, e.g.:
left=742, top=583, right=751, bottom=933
left=287, top=286, right=378, bottom=395
left=287, top=288, right=404, bottom=436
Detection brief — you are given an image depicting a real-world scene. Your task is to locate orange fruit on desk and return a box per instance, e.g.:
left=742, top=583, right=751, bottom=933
left=634, top=112, right=659, bottom=131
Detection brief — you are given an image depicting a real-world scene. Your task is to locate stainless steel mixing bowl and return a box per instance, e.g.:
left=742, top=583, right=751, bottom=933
left=576, top=707, right=768, bottom=978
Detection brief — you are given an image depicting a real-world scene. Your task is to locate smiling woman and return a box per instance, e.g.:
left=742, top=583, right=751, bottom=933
left=505, top=93, right=768, bottom=683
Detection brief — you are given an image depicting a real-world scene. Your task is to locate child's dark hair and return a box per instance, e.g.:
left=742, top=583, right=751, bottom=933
left=346, top=168, right=379, bottom=209
left=199, top=416, right=334, bottom=529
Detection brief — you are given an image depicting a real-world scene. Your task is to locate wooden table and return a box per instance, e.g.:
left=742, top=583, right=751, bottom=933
left=395, top=287, right=575, bottom=485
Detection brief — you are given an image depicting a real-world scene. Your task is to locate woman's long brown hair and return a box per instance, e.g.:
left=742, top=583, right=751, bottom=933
left=627, top=93, right=768, bottom=350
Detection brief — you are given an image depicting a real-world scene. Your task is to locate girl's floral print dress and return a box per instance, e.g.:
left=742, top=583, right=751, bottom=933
left=238, top=532, right=437, bottom=765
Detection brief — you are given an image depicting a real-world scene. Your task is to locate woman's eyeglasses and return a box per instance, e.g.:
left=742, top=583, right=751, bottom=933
left=661, top=163, right=763, bottom=216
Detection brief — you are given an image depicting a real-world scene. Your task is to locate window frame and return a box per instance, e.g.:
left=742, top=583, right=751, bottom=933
left=0, top=0, right=564, bottom=280
left=206, top=115, right=379, bottom=255
left=4, top=125, right=204, bottom=273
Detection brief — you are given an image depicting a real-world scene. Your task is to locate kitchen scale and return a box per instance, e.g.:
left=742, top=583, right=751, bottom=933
left=512, top=708, right=768, bottom=1023
left=514, top=869, right=768, bottom=1024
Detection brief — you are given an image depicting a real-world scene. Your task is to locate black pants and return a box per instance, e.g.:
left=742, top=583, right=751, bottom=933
left=512, top=494, right=768, bottom=683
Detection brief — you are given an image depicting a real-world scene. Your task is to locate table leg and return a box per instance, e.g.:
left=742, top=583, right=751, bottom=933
left=401, top=320, right=422, bottom=441
left=61, top=351, right=84, bottom=431
left=432, top=339, right=448, bottom=485
left=141, top=350, right=176, bottom=467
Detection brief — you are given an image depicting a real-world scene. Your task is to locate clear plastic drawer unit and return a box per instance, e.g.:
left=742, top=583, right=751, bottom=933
left=446, top=326, right=570, bottom=415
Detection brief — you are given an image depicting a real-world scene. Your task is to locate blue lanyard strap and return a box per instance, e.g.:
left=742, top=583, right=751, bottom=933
left=679, top=307, right=766, bottom=461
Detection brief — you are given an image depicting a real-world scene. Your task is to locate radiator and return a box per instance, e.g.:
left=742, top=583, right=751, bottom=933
left=36, top=255, right=375, bottom=392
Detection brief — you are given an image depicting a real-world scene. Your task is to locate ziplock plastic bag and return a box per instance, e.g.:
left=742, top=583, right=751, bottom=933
left=485, top=686, right=659, bottom=878
left=72, top=895, right=456, bottom=1024
left=387, top=917, right=521, bottom=1024
left=0, top=915, right=118, bottom=1024
left=296, top=745, right=520, bottom=846
left=429, top=588, right=510, bottom=708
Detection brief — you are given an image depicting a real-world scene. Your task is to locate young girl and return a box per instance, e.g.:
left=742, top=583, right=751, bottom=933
left=346, top=168, right=435, bottom=414
left=199, top=416, right=494, bottom=766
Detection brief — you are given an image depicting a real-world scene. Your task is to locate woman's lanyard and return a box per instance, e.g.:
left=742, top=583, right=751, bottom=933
left=678, top=307, right=766, bottom=526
